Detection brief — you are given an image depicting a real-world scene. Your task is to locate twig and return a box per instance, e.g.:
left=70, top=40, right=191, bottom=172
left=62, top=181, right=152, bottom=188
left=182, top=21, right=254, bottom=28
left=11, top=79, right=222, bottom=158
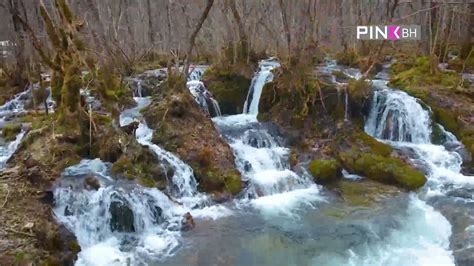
left=1, top=187, right=10, bottom=208
left=5, top=228, right=35, bottom=238
left=457, top=47, right=474, bottom=88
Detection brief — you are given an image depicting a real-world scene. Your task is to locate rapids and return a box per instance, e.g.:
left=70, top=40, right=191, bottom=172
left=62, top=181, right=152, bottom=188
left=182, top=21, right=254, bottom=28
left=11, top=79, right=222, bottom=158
left=47, top=60, right=473, bottom=265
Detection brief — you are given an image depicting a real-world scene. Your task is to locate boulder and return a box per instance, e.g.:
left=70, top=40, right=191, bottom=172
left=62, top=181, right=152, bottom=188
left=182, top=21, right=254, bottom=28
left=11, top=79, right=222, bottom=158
left=309, top=159, right=342, bottom=184
left=181, top=212, right=195, bottom=231
left=109, top=194, right=135, bottom=232
left=84, top=176, right=100, bottom=191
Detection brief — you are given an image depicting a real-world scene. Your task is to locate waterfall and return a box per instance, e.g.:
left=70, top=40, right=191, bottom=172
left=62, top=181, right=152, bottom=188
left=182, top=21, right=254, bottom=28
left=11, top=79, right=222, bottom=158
left=135, top=123, right=197, bottom=197
left=53, top=69, right=232, bottom=265
left=362, top=66, right=474, bottom=266
left=186, top=67, right=222, bottom=117
left=365, top=80, right=432, bottom=143
left=243, top=58, right=280, bottom=115
left=0, top=129, right=25, bottom=169
left=213, top=58, right=323, bottom=216
left=0, top=88, right=33, bottom=170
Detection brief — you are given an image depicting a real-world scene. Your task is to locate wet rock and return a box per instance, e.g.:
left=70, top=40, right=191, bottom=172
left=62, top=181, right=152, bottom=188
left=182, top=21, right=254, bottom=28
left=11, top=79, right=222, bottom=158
left=309, top=159, right=342, bottom=184
left=202, top=66, right=252, bottom=115
left=334, top=179, right=401, bottom=207
left=109, top=194, right=135, bottom=232
left=446, top=188, right=474, bottom=200
left=84, top=176, right=100, bottom=191
left=34, top=221, right=80, bottom=264
left=25, top=166, right=45, bottom=185
left=41, top=190, right=55, bottom=205
left=121, top=121, right=139, bottom=135
left=1, top=123, right=22, bottom=142
left=143, top=81, right=243, bottom=195
left=211, top=191, right=233, bottom=203
left=146, top=199, right=163, bottom=224
left=64, top=206, right=73, bottom=216
left=243, top=161, right=252, bottom=172
left=455, top=247, right=474, bottom=266
left=181, top=212, right=195, bottom=231
left=24, top=155, right=40, bottom=169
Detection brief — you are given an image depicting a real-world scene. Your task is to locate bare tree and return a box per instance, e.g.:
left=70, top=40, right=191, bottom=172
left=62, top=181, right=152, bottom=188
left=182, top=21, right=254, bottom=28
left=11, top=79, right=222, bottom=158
left=183, top=0, right=215, bottom=78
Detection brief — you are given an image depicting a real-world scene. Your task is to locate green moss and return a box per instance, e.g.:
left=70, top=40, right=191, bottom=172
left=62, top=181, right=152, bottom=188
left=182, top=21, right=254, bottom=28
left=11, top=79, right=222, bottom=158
left=433, top=107, right=459, bottom=136
left=339, top=151, right=426, bottom=190
left=51, top=70, right=64, bottom=105
left=335, top=49, right=359, bottom=67
left=203, top=66, right=251, bottom=114
left=139, top=172, right=157, bottom=188
left=61, top=65, right=82, bottom=113
left=309, top=159, right=342, bottom=184
left=347, top=78, right=373, bottom=119
left=224, top=172, right=242, bottom=195
left=337, top=179, right=401, bottom=207
left=322, top=208, right=350, bottom=219
left=68, top=240, right=81, bottom=254
left=390, top=56, right=461, bottom=89
left=2, top=124, right=22, bottom=141
left=356, top=131, right=393, bottom=157
left=332, top=70, right=350, bottom=81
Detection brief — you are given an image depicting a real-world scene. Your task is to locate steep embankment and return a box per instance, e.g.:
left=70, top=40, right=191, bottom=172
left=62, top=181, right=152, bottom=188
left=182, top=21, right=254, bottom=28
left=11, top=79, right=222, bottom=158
left=142, top=74, right=242, bottom=195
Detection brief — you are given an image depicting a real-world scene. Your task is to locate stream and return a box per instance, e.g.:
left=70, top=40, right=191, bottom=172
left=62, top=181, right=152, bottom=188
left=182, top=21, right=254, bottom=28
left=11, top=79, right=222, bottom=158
left=1, top=60, right=472, bottom=265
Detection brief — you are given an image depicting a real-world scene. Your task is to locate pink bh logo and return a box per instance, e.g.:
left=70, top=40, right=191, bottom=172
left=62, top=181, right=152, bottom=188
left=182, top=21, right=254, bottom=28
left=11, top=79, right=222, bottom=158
left=388, top=25, right=401, bottom=40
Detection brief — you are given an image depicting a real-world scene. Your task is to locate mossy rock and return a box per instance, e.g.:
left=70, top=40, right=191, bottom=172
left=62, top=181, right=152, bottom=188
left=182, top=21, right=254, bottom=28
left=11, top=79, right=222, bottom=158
left=309, top=159, right=342, bottom=184
left=336, top=179, right=401, bottom=207
left=338, top=151, right=426, bottom=190
left=195, top=167, right=242, bottom=195
left=335, top=49, right=359, bottom=67
left=203, top=65, right=251, bottom=114
left=347, top=78, right=373, bottom=118
left=390, top=56, right=461, bottom=89
left=2, top=124, right=22, bottom=142
left=355, top=131, right=393, bottom=157
left=433, top=107, right=459, bottom=136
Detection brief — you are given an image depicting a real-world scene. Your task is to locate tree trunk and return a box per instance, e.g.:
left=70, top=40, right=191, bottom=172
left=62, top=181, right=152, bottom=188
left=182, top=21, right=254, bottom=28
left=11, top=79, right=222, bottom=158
left=183, top=0, right=215, bottom=78
left=229, top=0, right=248, bottom=61
left=7, top=0, right=28, bottom=88
left=146, top=0, right=155, bottom=48
left=278, top=0, right=291, bottom=58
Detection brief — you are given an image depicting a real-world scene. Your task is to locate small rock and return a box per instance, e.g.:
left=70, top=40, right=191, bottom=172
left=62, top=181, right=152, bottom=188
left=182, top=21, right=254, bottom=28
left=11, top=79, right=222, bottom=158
left=24, top=156, right=40, bottom=169
left=121, top=121, right=139, bottom=135
left=84, top=176, right=100, bottom=191
left=181, top=212, right=195, bottom=231
left=24, top=222, right=35, bottom=229
left=212, top=192, right=232, bottom=203
left=109, top=194, right=135, bottom=232
left=41, top=190, right=55, bottom=205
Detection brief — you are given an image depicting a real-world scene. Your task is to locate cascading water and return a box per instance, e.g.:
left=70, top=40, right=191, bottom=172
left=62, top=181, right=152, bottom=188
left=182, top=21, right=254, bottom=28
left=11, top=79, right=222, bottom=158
left=365, top=80, right=432, bottom=143
left=243, top=58, right=281, bottom=115
left=364, top=66, right=474, bottom=265
left=53, top=67, right=232, bottom=265
left=0, top=88, right=34, bottom=169
left=213, top=58, right=323, bottom=216
left=186, top=80, right=221, bottom=117
left=49, top=59, right=474, bottom=265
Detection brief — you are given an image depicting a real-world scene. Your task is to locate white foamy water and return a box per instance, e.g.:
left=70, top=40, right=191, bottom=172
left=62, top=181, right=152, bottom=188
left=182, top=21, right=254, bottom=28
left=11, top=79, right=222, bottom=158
left=0, top=129, right=25, bottom=169
left=340, top=196, right=453, bottom=266
left=243, top=58, right=280, bottom=115
left=55, top=72, right=233, bottom=265
left=361, top=65, right=474, bottom=265
left=0, top=88, right=33, bottom=170
left=213, top=58, right=324, bottom=217
left=365, top=80, right=432, bottom=143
